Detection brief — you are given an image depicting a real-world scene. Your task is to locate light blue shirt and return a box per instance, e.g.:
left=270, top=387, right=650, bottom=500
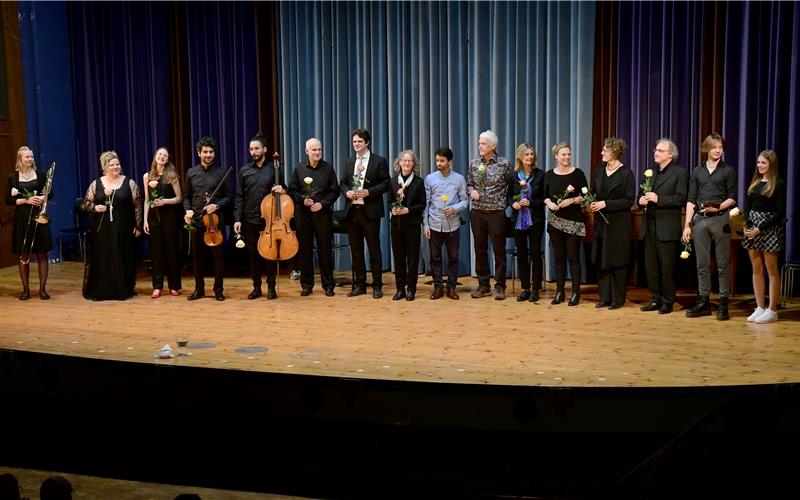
left=423, top=169, right=468, bottom=233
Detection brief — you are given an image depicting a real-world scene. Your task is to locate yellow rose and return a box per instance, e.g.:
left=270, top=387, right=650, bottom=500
left=680, top=251, right=690, bottom=260
left=440, top=194, right=449, bottom=202
left=644, top=169, right=654, bottom=178
left=478, top=164, right=486, bottom=173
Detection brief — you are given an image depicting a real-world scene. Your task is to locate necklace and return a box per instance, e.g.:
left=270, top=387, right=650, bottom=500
left=18, top=169, right=36, bottom=182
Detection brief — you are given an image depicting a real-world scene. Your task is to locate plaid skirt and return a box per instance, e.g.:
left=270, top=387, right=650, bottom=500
left=741, top=210, right=784, bottom=252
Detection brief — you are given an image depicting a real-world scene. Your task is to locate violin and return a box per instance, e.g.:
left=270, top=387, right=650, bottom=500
left=202, top=211, right=223, bottom=246
left=199, top=166, right=233, bottom=247
left=257, top=152, right=299, bottom=261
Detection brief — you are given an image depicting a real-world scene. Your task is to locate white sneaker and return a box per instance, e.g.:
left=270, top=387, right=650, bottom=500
left=747, top=307, right=766, bottom=322
left=755, top=309, right=778, bottom=324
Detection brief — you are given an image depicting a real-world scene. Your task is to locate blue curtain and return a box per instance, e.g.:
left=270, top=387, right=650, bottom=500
left=276, top=1, right=596, bottom=277
left=184, top=2, right=261, bottom=173
left=69, top=2, right=172, bottom=190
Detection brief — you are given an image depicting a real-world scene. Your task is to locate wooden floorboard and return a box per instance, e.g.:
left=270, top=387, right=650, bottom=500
left=1, top=262, right=798, bottom=388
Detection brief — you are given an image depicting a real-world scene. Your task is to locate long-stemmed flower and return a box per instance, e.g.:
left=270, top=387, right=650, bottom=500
left=97, top=187, right=115, bottom=231
left=303, top=176, right=314, bottom=200
left=553, top=184, right=575, bottom=206
left=640, top=169, right=654, bottom=212
left=680, top=241, right=692, bottom=260
left=581, top=186, right=609, bottom=224
left=440, top=193, right=451, bottom=232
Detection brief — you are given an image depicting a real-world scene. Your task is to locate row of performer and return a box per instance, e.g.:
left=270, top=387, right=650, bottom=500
left=7, top=129, right=786, bottom=323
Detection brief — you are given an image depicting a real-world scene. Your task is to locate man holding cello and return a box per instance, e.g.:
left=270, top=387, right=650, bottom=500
left=234, top=133, right=285, bottom=300
left=184, top=136, right=233, bottom=301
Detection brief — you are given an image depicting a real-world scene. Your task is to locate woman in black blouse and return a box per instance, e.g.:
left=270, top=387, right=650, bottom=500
left=388, top=150, right=426, bottom=301
left=742, top=149, right=786, bottom=324
left=544, top=142, right=588, bottom=306
left=589, top=137, right=635, bottom=309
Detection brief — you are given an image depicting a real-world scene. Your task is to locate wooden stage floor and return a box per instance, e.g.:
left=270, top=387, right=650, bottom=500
left=1, top=262, right=798, bottom=388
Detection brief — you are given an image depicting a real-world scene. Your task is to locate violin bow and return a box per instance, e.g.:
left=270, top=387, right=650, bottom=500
left=201, top=166, right=234, bottom=212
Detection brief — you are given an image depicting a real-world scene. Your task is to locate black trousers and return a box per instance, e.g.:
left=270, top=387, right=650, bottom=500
left=390, top=222, right=421, bottom=291
left=243, top=222, right=277, bottom=288
left=429, top=227, right=460, bottom=289
left=346, top=206, right=383, bottom=289
left=191, top=227, right=225, bottom=292
left=149, top=213, right=182, bottom=291
left=514, top=221, right=544, bottom=291
left=297, top=210, right=334, bottom=291
left=643, top=219, right=677, bottom=305
left=594, top=237, right=628, bottom=305
left=470, top=210, right=507, bottom=290
left=548, top=227, right=581, bottom=293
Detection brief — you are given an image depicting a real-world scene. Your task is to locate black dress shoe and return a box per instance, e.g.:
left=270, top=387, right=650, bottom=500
left=406, top=291, right=415, bottom=301
left=324, top=288, right=335, bottom=297
left=446, top=287, right=459, bottom=300
left=39, top=290, right=50, bottom=300
left=430, top=287, right=444, bottom=300
left=529, top=290, right=539, bottom=302
left=267, top=287, right=278, bottom=300
left=188, top=290, right=205, bottom=301
left=19, top=290, right=30, bottom=301
left=248, top=288, right=262, bottom=300
left=640, top=301, right=661, bottom=312
left=567, top=293, right=580, bottom=306
left=658, top=304, right=673, bottom=314
left=517, top=290, right=531, bottom=302
left=551, top=291, right=565, bottom=305
left=608, top=303, right=622, bottom=310
left=392, top=290, right=406, bottom=301
left=347, top=286, right=366, bottom=297
left=373, top=288, right=383, bottom=299
left=595, top=302, right=609, bottom=308
left=300, top=288, right=313, bottom=296
left=215, top=290, right=225, bottom=301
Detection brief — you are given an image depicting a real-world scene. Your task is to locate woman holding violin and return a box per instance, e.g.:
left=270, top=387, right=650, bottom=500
left=183, top=137, right=233, bottom=301
left=81, top=151, right=142, bottom=301
left=143, top=147, right=183, bottom=298
left=233, top=133, right=288, bottom=300
left=5, top=146, right=53, bottom=300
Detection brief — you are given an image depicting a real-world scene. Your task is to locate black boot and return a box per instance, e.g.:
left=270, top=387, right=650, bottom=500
left=716, top=297, right=730, bottom=321
left=18, top=261, right=30, bottom=300
left=551, top=283, right=565, bottom=305
left=37, top=256, right=50, bottom=299
left=686, top=296, right=712, bottom=317
left=568, top=292, right=580, bottom=306
left=568, top=279, right=580, bottom=306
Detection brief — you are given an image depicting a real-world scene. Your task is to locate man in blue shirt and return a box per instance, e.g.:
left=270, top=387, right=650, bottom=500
left=423, top=147, right=468, bottom=299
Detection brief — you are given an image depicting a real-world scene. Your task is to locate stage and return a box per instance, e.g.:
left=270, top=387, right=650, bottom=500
left=2, top=262, right=799, bottom=497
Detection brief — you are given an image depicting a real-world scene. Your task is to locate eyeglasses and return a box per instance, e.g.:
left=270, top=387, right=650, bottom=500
left=653, top=148, right=669, bottom=153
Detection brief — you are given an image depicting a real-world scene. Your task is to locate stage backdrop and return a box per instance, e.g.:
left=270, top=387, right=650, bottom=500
left=275, top=0, right=597, bottom=278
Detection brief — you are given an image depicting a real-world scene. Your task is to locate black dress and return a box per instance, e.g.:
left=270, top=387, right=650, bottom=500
left=82, top=177, right=141, bottom=300
left=5, top=171, right=54, bottom=254
left=146, top=177, right=182, bottom=291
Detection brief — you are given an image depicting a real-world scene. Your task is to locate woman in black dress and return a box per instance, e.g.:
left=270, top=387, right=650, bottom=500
left=82, top=151, right=142, bottom=300
left=143, top=147, right=183, bottom=298
left=509, top=143, right=546, bottom=302
left=4, top=146, right=53, bottom=299
left=589, top=137, right=635, bottom=309
left=544, top=142, right=588, bottom=306
left=742, top=149, right=786, bottom=324
left=388, top=150, right=426, bottom=301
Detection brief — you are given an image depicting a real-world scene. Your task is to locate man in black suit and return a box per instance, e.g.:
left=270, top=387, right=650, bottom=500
left=339, top=128, right=390, bottom=298
left=638, top=138, right=688, bottom=314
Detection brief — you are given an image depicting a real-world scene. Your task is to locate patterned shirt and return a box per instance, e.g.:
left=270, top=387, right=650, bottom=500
left=466, top=153, right=513, bottom=211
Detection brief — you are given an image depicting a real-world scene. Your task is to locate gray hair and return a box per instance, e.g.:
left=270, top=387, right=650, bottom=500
left=479, top=130, right=499, bottom=147
left=305, top=137, right=322, bottom=150
left=656, top=138, right=678, bottom=160
left=393, top=149, right=421, bottom=174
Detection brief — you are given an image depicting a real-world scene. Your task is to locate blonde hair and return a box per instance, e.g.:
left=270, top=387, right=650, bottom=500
left=148, top=147, right=178, bottom=184
left=700, top=132, right=725, bottom=153
left=748, top=149, right=779, bottom=198
left=15, top=146, right=36, bottom=172
left=514, top=143, right=537, bottom=171
left=551, top=141, right=571, bottom=158
left=99, top=151, right=120, bottom=174
left=393, top=150, right=421, bottom=174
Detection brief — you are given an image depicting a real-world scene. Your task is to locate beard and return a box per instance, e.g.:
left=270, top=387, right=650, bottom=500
left=251, top=153, right=263, bottom=163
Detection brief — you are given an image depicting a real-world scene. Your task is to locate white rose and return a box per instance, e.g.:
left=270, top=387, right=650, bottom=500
left=10, top=187, right=18, bottom=197
left=235, top=238, right=246, bottom=249
left=729, top=207, right=740, bottom=217
left=304, top=177, right=313, bottom=185
left=644, top=169, right=654, bottom=178
left=581, top=187, right=588, bottom=195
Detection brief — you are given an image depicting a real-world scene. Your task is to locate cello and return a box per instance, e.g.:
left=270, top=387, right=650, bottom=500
left=257, top=152, right=299, bottom=261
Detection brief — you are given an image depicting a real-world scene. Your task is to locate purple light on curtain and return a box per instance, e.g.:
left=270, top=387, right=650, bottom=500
left=69, top=1, right=172, bottom=191
left=722, top=1, right=799, bottom=262
left=184, top=2, right=260, bottom=174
